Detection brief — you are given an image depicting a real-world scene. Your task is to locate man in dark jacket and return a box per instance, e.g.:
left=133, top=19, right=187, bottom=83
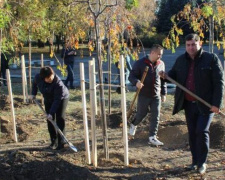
left=61, top=41, right=76, bottom=89
left=159, top=34, right=224, bottom=174
left=0, top=53, right=9, bottom=86
left=31, top=66, right=69, bottom=150
left=129, top=44, right=167, bottom=146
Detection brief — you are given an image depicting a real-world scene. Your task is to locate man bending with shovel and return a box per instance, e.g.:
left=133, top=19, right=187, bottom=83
left=128, top=44, right=167, bottom=146
left=30, top=66, right=69, bottom=150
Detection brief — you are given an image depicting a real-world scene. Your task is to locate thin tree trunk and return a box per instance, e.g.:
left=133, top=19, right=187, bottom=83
left=28, top=32, right=32, bottom=95
left=107, top=26, right=112, bottom=114
left=209, top=15, right=214, bottom=53
left=95, top=17, right=109, bottom=159
left=0, top=28, right=2, bottom=73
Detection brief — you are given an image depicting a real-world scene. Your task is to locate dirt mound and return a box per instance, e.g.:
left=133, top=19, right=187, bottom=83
left=159, top=125, right=188, bottom=149
left=0, top=150, right=99, bottom=180
left=108, top=112, right=225, bottom=149
left=210, top=120, right=225, bottom=149
left=158, top=120, right=225, bottom=149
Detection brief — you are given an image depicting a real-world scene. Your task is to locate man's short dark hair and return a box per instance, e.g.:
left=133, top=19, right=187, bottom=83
left=40, top=66, right=54, bottom=79
left=150, top=44, right=163, bottom=53
left=185, top=33, right=200, bottom=42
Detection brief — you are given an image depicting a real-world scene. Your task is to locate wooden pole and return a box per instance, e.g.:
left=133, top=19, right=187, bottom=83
left=24, top=56, right=29, bottom=102
left=89, top=60, right=97, bottom=167
left=21, top=55, right=28, bottom=103
left=120, top=55, right=129, bottom=166
left=92, top=58, right=98, bottom=115
left=6, top=69, right=18, bottom=142
left=41, top=54, right=44, bottom=105
left=80, top=62, right=91, bottom=164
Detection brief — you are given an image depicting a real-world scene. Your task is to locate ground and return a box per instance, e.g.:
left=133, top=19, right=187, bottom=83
left=0, top=85, right=225, bottom=180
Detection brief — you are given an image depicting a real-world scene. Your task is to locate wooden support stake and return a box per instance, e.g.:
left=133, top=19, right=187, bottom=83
left=6, top=69, right=18, bottom=142
left=92, top=58, right=98, bottom=115
left=21, top=55, right=26, bottom=103
left=80, top=63, right=91, bottom=164
left=120, top=55, right=129, bottom=166
left=41, top=54, right=44, bottom=105
left=21, top=55, right=28, bottom=103
left=89, top=60, right=97, bottom=167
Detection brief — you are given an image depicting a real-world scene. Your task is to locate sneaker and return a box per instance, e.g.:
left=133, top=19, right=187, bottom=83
left=129, top=124, right=137, bottom=136
left=149, top=136, right=164, bottom=146
left=198, top=163, right=207, bottom=174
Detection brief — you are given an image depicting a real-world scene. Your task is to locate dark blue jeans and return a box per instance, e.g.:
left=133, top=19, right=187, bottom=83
left=65, top=63, right=74, bottom=87
left=132, top=95, right=161, bottom=137
left=184, top=101, right=214, bottom=167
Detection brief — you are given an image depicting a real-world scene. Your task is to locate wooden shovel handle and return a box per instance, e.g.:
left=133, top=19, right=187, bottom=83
left=127, top=66, right=149, bottom=120
left=165, top=75, right=225, bottom=118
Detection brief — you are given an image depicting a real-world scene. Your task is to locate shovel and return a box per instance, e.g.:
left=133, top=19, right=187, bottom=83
left=34, top=99, right=78, bottom=152
left=165, top=75, right=225, bottom=118
left=127, top=66, right=149, bottom=120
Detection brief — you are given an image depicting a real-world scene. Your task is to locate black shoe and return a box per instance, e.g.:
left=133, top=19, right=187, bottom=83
left=49, top=140, right=57, bottom=149
left=55, top=144, right=64, bottom=150
left=186, top=164, right=197, bottom=171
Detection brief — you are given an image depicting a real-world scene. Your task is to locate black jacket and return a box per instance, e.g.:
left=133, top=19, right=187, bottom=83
left=32, top=74, right=69, bottom=115
left=61, top=47, right=76, bottom=65
left=129, top=56, right=167, bottom=98
left=168, top=48, right=224, bottom=115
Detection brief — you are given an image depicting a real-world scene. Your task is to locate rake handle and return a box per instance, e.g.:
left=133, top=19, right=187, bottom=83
left=127, top=66, right=149, bottom=120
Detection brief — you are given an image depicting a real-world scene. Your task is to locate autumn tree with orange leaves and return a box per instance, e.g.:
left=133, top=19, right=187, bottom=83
left=163, top=0, right=225, bottom=55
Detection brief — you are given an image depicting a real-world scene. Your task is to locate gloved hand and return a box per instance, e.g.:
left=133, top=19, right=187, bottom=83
left=29, top=95, right=36, bottom=100
left=46, top=114, right=53, bottom=121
